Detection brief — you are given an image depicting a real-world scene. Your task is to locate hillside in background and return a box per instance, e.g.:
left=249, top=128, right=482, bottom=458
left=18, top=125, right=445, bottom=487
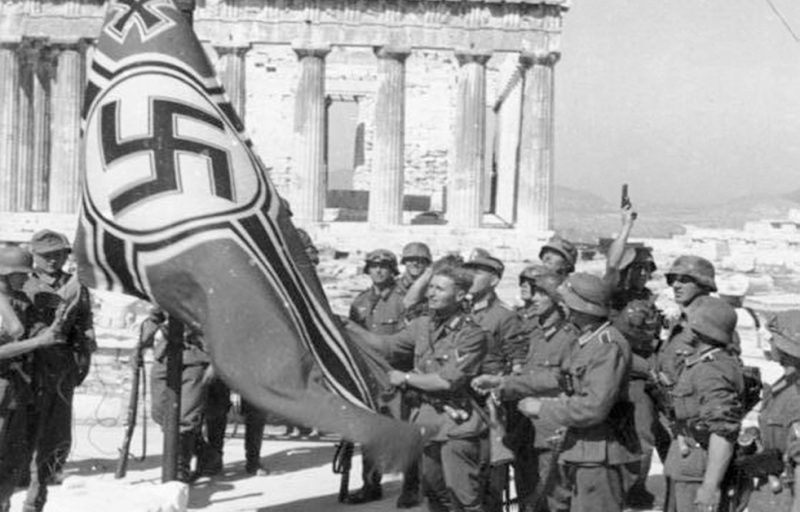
left=552, top=186, right=800, bottom=242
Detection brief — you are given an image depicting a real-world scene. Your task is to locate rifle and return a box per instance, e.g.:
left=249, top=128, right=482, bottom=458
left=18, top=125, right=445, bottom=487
left=115, top=324, right=149, bottom=479
left=332, top=441, right=354, bottom=503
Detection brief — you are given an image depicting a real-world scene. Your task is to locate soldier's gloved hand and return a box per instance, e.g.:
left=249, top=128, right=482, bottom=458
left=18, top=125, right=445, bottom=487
left=517, top=397, right=542, bottom=419
left=471, top=375, right=503, bottom=395
left=694, top=483, right=720, bottom=512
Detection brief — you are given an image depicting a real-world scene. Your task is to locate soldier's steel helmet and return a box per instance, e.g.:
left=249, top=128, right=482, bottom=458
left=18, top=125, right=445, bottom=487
left=30, top=229, right=71, bottom=255
left=619, top=246, right=656, bottom=272
left=687, top=295, right=737, bottom=346
left=401, top=242, right=432, bottom=264
left=558, top=273, right=610, bottom=317
left=0, top=246, right=34, bottom=275
left=767, top=310, right=800, bottom=359
left=539, top=236, right=578, bottom=273
left=665, top=255, right=717, bottom=292
left=519, top=265, right=564, bottom=299
left=364, top=249, right=399, bottom=275
left=614, top=299, right=660, bottom=345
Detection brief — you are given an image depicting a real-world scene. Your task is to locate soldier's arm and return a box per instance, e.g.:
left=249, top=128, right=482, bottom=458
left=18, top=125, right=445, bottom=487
left=402, top=267, right=431, bottom=310
left=696, top=434, right=735, bottom=507
left=0, top=293, right=23, bottom=340
left=346, top=318, right=416, bottom=364
left=0, top=328, right=63, bottom=359
left=605, top=206, right=636, bottom=274
left=539, top=341, right=627, bottom=428
left=501, top=312, right=529, bottom=372
left=500, top=367, right=562, bottom=401
left=696, top=360, right=744, bottom=442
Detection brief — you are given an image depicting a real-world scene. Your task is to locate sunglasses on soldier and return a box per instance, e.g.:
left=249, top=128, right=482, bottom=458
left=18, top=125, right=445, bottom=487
left=667, top=274, right=696, bottom=286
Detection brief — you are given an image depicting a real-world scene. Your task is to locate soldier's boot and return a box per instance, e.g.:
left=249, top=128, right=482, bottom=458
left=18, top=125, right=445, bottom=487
left=177, top=432, right=197, bottom=484
left=197, top=417, right=226, bottom=477
left=345, top=463, right=382, bottom=504
left=395, top=460, right=421, bottom=508
left=244, top=419, right=268, bottom=475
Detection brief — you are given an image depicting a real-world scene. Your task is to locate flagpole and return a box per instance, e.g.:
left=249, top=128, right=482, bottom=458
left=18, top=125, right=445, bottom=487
left=161, top=3, right=195, bottom=485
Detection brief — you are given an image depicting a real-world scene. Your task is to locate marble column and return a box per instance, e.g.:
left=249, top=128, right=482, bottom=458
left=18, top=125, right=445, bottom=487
left=31, top=45, right=53, bottom=212
left=215, top=45, right=249, bottom=124
left=16, top=40, right=38, bottom=212
left=448, top=49, right=491, bottom=228
left=290, top=43, right=330, bottom=224
left=49, top=40, right=86, bottom=213
left=494, top=82, right=522, bottom=224
left=0, top=43, right=20, bottom=212
left=517, top=51, right=559, bottom=231
left=369, top=46, right=409, bottom=226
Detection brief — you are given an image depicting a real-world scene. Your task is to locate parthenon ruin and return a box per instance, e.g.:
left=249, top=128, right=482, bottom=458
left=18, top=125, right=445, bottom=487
left=0, top=0, right=567, bottom=236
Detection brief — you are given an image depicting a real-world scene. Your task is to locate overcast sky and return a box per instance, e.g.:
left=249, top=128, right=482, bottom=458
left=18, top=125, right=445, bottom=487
left=554, top=0, right=800, bottom=205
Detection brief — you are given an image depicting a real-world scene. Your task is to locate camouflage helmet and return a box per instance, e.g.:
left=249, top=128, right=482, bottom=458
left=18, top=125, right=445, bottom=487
left=0, top=245, right=33, bottom=275
left=613, top=299, right=660, bottom=346
left=30, top=229, right=71, bottom=255
left=665, top=255, right=717, bottom=292
left=619, top=246, right=656, bottom=273
left=518, top=265, right=564, bottom=299
left=401, top=242, right=432, bottom=264
left=767, top=310, right=800, bottom=359
left=558, top=273, right=610, bottom=317
left=539, top=236, right=578, bottom=274
left=687, top=295, right=737, bottom=346
left=364, top=249, right=399, bottom=275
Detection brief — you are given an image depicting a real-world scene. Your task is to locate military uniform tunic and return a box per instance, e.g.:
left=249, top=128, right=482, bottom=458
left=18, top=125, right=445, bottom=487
left=663, top=346, right=744, bottom=512
left=350, top=283, right=407, bottom=336
left=470, top=292, right=527, bottom=375
left=381, top=312, right=488, bottom=511
left=536, top=322, right=640, bottom=512
left=0, top=292, right=34, bottom=508
left=747, top=372, right=800, bottom=511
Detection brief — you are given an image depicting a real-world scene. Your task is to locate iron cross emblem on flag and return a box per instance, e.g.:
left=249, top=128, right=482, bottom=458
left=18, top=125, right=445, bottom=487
left=105, top=0, right=175, bottom=43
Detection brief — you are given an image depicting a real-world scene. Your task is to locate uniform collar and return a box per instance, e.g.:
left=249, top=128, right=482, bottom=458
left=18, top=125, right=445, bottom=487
left=577, top=321, right=610, bottom=346
left=470, top=290, right=496, bottom=313
left=685, top=346, right=722, bottom=368
left=370, top=282, right=396, bottom=301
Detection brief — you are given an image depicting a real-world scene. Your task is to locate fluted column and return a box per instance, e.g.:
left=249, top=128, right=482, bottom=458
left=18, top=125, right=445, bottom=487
left=0, top=43, right=20, bottom=211
left=369, top=46, right=409, bottom=226
left=448, top=49, right=491, bottom=228
left=290, top=43, right=330, bottom=224
left=215, top=45, right=249, bottom=124
left=16, top=40, right=38, bottom=211
left=49, top=40, right=86, bottom=213
left=31, top=44, right=53, bottom=212
left=494, top=82, right=522, bottom=223
left=517, top=51, right=559, bottom=231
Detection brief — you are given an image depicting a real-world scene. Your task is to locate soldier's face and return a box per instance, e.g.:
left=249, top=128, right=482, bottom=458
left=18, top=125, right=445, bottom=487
left=531, top=289, right=555, bottom=316
left=520, top=281, right=534, bottom=302
left=403, top=258, right=429, bottom=279
left=367, top=263, right=393, bottom=286
left=541, top=250, right=568, bottom=275
left=426, top=275, right=464, bottom=312
left=671, top=274, right=704, bottom=306
left=626, top=264, right=651, bottom=291
left=468, top=269, right=498, bottom=296
left=34, top=250, right=69, bottom=275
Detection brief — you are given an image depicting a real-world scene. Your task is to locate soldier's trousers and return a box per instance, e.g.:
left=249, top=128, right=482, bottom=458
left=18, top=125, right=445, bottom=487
left=201, top=378, right=231, bottom=469
left=241, top=399, right=266, bottom=466
left=150, top=361, right=208, bottom=434
left=564, top=462, right=638, bottom=512
left=23, top=376, right=75, bottom=512
left=421, top=437, right=487, bottom=512
left=0, top=407, right=29, bottom=508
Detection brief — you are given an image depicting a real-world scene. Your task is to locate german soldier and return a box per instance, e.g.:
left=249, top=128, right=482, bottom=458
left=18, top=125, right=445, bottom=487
left=0, top=247, right=63, bottom=512
left=23, top=230, right=95, bottom=512
left=662, top=296, right=744, bottom=512
left=398, top=242, right=433, bottom=322
left=462, top=254, right=527, bottom=512
left=500, top=273, right=640, bottom=512
left=539, top=236, right=578, bottom=277
left=349, top=264, right=489, bottom=511
left=474, top=268, right=574, bottom=512
left=346, top=249, right=408, bottom=504
left=743, top=310, right=800, bottom=511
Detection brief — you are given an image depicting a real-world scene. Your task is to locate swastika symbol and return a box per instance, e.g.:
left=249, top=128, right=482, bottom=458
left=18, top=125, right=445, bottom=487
left=100, top=98, right=234, bottom=215
left=105, top=0, right=173, bottom=43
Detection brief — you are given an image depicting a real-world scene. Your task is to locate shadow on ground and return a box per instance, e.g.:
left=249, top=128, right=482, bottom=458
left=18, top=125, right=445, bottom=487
left=255, top=481, right=420, bottom=512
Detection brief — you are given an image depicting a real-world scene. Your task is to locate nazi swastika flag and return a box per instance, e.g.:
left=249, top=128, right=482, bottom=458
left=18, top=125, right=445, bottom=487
left=75, top=0, right=423, bottom=465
